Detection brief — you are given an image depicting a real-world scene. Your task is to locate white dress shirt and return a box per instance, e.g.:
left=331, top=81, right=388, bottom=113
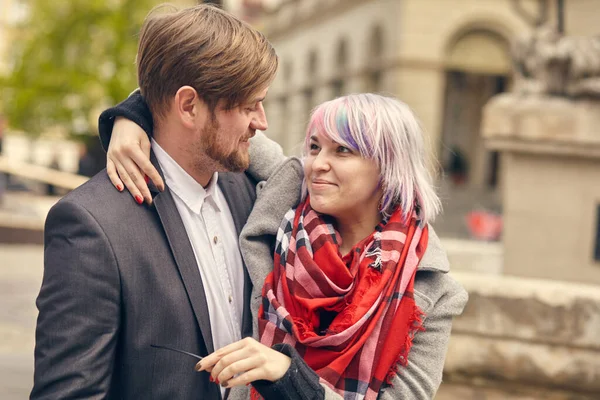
left=152, top=140, right=245, bottom=363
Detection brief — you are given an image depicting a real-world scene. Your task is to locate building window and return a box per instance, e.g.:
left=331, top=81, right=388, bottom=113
left=366, top=25, right=384, bottom=92
left=303, top=88, right=314, bottom=116
left=332, top=38, right=348, bottom=97
left=283, top=60, right=293, bottom=83
left=331, top=79, right=344, bottom=98
left=308, top=50, right=318, bottom=77
left=367, top=71, right=382, bottom=93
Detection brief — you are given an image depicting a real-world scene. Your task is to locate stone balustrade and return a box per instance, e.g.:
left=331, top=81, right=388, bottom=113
left=439, top=271, right=600, bottom=399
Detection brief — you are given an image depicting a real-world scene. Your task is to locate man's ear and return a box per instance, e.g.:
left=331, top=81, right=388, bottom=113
left=174, top=86, right=199, bottom=129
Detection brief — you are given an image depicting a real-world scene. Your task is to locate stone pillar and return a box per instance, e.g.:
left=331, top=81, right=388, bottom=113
left=482, top=94, right=600, bottom=284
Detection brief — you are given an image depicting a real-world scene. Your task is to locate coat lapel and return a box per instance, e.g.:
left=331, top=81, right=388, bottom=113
left=149, top=152, right=215, bottom=354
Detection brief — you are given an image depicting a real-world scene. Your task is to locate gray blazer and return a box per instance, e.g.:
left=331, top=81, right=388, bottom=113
left=236, top=137, right=469, bottom=400
left=31, top=156, right=257, bottom=400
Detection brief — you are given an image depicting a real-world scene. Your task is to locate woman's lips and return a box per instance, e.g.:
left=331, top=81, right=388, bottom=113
left=311, top=179, right=336, bottom=190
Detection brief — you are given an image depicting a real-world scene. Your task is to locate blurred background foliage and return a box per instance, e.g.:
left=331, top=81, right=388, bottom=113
left=0, top=0, right=160, bottom=139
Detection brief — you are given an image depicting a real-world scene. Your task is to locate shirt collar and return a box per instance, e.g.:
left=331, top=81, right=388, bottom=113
left=152, top=139, right=220, bottom=214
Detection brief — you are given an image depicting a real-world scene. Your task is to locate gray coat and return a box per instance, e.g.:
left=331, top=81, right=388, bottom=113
left=231, top=134, right=469, bottom=400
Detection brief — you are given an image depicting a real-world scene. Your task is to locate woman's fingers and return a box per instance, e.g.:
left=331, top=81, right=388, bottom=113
left=106, top=117, right=159, bottom=203
left=106, top=158, right=123, bottom=192
left=211, top=347, right=254, bottom=383
left=128, top=145, right=164, bottom=193
left=115, top=161, right=145, bottom=205
left=221, top=369, right=263, bottom=389
left=217, top=357, right=263, bottom=387
left=137, top=136, right=164, bottom=192
left=195, top=337, right=291, bottom=387
left=196, top=340, right=246, bottom=372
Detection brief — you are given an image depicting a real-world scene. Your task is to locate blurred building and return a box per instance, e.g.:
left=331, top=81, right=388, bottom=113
left=261, top=0, right=599, bottom=190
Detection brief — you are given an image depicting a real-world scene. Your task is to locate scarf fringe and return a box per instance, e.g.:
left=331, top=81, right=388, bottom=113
left=293, top=316, right=317, bottom=340
left=385, top=304, right=426, bottom=384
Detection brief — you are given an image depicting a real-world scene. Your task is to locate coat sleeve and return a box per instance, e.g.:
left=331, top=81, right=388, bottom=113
left=31, top=200, right=121, bottom=400
left=375, top=272, right=468, bottom=400
left=246, top=131, right=288, bottom=182
left=97, top=89, right=153, bottom=152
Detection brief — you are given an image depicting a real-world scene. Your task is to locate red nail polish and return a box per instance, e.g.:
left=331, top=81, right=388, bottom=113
left=215, top=379, right=220, bottom=385
left=135, top=195, right=143, bottom=204
left=209, top=376, right=214, bottom=383
left=116, top=185, right=123, bottom=192
left=144, top=175, right=149, bottom=184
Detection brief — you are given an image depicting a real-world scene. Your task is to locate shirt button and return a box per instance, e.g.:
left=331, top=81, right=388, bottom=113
left=228, top=295, right=233, bottom=303
left=213, top=236, right=218, bottom=244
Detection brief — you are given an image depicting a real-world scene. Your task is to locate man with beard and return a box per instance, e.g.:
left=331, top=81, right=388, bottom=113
left=31, top=4, right=278, bottom=399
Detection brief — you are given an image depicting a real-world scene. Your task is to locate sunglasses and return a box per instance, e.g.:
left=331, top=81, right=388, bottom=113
left=150, top=344, right=204, bottom=361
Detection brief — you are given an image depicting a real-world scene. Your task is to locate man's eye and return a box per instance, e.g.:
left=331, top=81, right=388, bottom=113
left=246, top=102, right=260, bottom=112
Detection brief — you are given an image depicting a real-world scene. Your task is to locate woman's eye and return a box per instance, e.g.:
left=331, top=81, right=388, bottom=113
left=337, top=146, right=351, bottom=153
left=309, top=143, right=320, bottom=152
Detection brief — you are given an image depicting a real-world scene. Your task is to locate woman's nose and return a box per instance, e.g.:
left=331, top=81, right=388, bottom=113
left=312, top=151, right=331, bottom=171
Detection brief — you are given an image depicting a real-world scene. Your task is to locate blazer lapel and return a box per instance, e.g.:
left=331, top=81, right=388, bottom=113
left=217, top=173, right=247, bottom=235
left=218, top=173, right=255, bottom=339
left=149, top=152, right=215, bottom=354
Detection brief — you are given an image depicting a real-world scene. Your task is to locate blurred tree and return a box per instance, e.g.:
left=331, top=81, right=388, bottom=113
left=0, top=0, right=160, bottom=138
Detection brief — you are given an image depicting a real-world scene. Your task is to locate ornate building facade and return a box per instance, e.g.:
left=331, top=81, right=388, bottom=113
left=261, top=0, right=599, bottom=189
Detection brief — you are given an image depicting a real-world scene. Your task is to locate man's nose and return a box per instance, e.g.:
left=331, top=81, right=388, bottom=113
left=250, top=104, right=268, bottom=131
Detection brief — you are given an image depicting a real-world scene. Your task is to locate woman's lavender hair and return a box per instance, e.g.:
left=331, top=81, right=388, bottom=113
left=303, top=93, right=441, bottom=223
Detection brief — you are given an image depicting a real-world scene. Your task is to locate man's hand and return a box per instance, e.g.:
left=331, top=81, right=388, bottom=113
left=195, top=337, right=292, bottom=388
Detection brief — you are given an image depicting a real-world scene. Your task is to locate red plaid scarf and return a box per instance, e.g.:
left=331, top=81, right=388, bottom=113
left=257, top=197, right=427, bottom=399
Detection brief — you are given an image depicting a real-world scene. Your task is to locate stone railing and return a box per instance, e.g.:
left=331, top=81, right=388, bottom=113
left=0, top=155, right=87, bottom=190
left=439, top=271, right=600, bottom=399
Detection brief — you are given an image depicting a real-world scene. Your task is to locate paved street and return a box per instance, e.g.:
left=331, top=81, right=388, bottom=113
left=0, top=244, right=43, bottom=399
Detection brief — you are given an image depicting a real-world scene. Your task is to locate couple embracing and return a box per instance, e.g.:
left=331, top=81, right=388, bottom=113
left=31, top=4, right=467, bottom=400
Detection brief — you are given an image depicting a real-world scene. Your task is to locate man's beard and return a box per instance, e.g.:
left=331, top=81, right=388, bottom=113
left=199, top=116, right=251, bottom=173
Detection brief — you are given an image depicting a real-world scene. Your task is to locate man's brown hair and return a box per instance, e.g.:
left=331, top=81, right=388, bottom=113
left=137, top=4, right=278, bottom=120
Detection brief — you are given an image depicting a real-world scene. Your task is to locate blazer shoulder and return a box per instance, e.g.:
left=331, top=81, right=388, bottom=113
left=50, top=169, right=149, bottom=229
